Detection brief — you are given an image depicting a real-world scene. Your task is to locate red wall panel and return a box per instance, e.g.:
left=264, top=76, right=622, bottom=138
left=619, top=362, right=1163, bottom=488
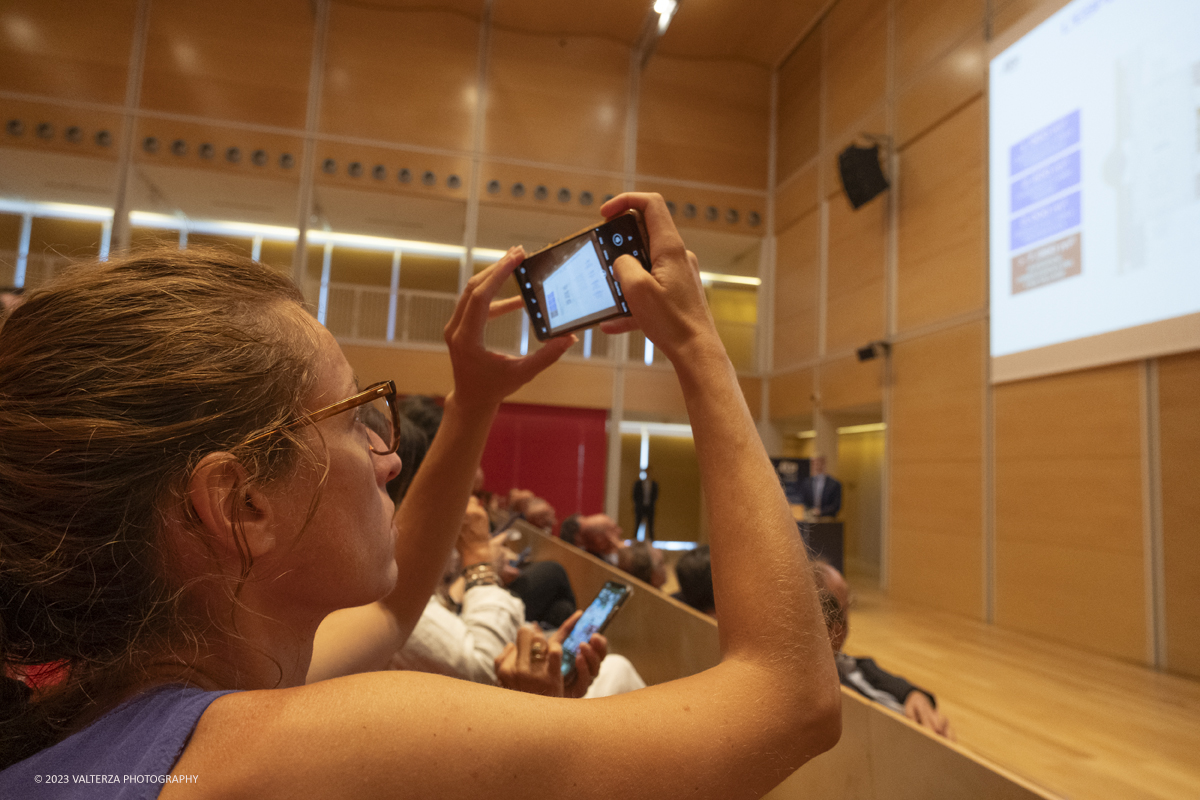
left=480, top=402, right=609, bottom=520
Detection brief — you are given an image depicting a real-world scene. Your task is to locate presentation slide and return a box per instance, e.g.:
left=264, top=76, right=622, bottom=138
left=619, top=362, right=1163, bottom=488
left=989, top=0, right=1200, bottom=369
left=541, top=237, right=615, bottom=330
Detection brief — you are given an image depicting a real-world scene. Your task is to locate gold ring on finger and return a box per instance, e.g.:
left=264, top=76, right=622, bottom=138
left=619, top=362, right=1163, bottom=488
left=530, top=641, right=548, bottom=662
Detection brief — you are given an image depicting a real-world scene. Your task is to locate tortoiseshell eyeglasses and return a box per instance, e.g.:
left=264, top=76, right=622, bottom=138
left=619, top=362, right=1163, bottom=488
left=246, top=380, right=401, bottom=455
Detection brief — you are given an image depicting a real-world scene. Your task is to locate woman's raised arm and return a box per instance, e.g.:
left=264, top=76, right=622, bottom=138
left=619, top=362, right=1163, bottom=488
left=307, top=248, right=575, bottom=682
left=178, top=194, right=840, bottom=800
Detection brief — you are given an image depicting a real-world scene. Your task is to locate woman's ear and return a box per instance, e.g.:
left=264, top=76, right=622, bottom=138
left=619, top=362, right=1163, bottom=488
left=187, top=452, right=277, bottom=560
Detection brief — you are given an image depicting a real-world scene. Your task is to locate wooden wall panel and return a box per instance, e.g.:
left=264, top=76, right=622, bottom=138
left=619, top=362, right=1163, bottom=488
left=889, top=321, right=985, bottom=618
left=770, top=367, right=815, bottom=421
left=994, top=363, right=1146, bottom=662
left=341, top=343, right=455, bottom=398
left=508, top=360, right=615, bottom=409
left=140, top=0, right=312, bottom=127
left=896, top=97, right=985, bottom=331
left=819, top=355, right=883, bottom=412
left=773, top=210, right=820, bottom=369
left=991, top=0, right=1050, bottom=42
left=638, top=55, right=770, bottom=190
left=0, top=0, right=137, bottom=104
left=895, top=0, right=984, bottom=83
left=634, top=181, right=767, bottom=237
left=775, top=29, right=822, bottom=184
left=895, top=33, right=984, bottom=148
left=485, top=29, right=627, bottom=171
left=1158, top=350, right=1200, bottom=679
left=826, top=191, right=886, bottom=354
left=775, top=163, right=819, bottom=233
left=624, top=367, right=688, bottom=419
left=322, top=6, right=478, bottom=151
left=822, top=0, right=888, bottom=142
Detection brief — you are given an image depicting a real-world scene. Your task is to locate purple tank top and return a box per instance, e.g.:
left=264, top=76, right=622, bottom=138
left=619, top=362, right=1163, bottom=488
left=0, top=684, right=233, bottom=799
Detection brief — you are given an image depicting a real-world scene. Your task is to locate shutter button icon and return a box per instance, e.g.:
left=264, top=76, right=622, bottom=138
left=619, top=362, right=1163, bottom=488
left=612, top=233, right=624, bottom=246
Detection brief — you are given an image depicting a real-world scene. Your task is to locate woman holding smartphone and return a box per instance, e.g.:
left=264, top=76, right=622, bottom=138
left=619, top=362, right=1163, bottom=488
left=0, top=193, right=839, bottom=799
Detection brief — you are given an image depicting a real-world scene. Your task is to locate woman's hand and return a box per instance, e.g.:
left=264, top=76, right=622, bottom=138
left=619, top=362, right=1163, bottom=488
left=596, top=193, right=723, bottom=364
left=443, top=246, right=575, bottom=412
left=493, top=611, right=607, bottom=699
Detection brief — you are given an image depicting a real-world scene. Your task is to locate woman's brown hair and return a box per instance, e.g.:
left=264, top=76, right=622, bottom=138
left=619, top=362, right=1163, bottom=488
left=0, top=248, right=319, bottom=767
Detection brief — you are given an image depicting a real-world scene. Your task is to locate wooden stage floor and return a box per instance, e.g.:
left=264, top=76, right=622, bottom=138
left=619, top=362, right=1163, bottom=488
left=843, top=577, right=1200, bottom=800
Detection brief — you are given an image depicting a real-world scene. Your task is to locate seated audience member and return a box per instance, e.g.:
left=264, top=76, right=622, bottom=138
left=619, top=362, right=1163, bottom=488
left=506, top=488, right=558, bottom=531
left=385, top=414, right=429, bottom=503
left=561, top=513, right=625, bottom=564
left=1, top=194, right=840, bottom=799
left=618, top=541, right=667, bottom=589
left=393, top=497, right=645, bottom=698
left=814, top=562, right=953, bottom=739
left=400, top=393, right=443, bottom=442
left=674, top=545, right=716, bottom=616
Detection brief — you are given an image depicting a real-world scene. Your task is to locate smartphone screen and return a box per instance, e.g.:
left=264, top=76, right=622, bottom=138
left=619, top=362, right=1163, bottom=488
left=516, top=212, right=651, bottom=341
left=560, top=580, right=632, bottom=678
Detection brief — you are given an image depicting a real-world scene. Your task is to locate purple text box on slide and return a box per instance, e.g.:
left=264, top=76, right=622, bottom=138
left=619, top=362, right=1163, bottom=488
left=1010, top=191, right=1080, bottom=250
left=1010, top=110, right=1080, bottom=176
left=1011, top=149, right=1080, bottom=213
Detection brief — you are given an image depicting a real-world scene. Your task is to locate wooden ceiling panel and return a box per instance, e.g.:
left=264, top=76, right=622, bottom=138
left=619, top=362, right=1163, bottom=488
left=485, top=29, right=628, bottom=171
left=0, top=0, right=138, bottom=105
left=655, top=0, right=830, bottom=66
left=492, top=0, right=649, bottom=44
left=322, top=5, right=479, bottom=150
left=141, top=0, right=313, bottom=128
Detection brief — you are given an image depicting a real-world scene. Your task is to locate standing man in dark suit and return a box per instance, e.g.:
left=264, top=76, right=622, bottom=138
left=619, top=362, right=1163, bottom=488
left=632, top=468, right=659, bottom=541
left=799, top=455, right=841, bottom=519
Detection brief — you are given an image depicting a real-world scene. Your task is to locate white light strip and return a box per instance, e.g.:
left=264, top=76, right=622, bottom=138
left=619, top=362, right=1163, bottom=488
left=619, top=420, right=693, bottom=438
left=473, top=247, right=509, bottom=262
left=307, top=229, right=464, bottom=257
left=794, top=423, right=886, bottom=439
left=700, top=272, right=761, bottom=286
left=650, top=540, right=699, bottom=551
left=837, top=422, right=886, bottom=435
left=0, top=199, right=113, bottom=222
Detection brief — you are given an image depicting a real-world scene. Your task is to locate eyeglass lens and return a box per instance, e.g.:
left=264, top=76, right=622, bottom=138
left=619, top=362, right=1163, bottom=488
left=358, top=396, right=395, bottom=453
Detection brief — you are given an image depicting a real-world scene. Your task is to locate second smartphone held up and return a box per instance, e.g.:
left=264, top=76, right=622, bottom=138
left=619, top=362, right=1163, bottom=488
left=515, top=211, right=652, bottom=341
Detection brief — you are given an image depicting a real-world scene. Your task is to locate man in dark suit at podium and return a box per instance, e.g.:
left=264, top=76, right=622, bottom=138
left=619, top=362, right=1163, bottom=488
left=799, top=455, right=841, bottom=519
left=632, top=468, right=658, bottom=541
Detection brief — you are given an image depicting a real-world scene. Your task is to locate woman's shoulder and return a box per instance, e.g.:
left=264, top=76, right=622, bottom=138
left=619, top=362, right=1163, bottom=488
left=0, top=684, right=234, bottom=800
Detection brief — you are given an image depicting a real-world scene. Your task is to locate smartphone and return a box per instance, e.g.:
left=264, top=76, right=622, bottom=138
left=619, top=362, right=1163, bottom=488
left=510, top=545, right=532, bottom=569
left=515, top=210, right=652, bottom=341
left=560, top=580, right=632, bottom=681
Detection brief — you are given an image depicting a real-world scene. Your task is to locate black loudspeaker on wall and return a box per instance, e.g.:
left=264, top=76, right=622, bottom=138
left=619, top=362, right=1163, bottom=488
left=838, top=143, right=890, bottom=209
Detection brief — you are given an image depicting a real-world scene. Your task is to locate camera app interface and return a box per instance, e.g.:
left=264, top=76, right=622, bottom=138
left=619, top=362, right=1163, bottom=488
left=538, top=235, right=616, bottom=334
